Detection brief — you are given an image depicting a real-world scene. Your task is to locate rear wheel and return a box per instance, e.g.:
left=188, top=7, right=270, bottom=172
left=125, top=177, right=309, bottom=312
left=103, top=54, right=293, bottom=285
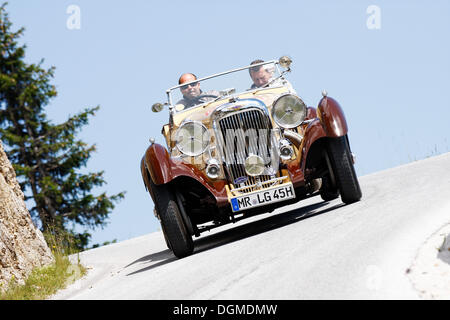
left=326, top=135, right=362, bottom=204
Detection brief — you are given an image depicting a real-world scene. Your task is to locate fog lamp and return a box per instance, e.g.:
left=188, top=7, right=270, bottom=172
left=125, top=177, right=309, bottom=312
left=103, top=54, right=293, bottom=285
left=206, top=159, right=220, bottom=179
left=279, top=139, right=294, bottom=160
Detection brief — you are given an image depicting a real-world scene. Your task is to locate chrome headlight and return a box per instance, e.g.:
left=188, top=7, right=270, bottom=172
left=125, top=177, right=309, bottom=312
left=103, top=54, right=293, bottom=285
left=175, top=121, right=210, bottom=156
left=272, top=94, right=307, bottom=128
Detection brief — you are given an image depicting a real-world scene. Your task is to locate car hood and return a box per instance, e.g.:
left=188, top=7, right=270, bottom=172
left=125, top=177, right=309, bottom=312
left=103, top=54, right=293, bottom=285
left=172, top=86, right=291, bottom=128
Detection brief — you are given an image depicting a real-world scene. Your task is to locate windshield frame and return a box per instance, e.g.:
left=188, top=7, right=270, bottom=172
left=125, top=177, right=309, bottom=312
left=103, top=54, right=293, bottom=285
left=165, top=60, right=281, bottom=108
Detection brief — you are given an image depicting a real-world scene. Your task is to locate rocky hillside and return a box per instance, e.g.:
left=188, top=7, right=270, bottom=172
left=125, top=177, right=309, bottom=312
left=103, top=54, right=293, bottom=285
left=0, top=141, right=53, bottom=290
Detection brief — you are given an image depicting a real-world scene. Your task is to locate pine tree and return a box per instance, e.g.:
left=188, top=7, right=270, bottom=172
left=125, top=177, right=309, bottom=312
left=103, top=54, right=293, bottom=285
left=0, top=3, right=124, bottom=250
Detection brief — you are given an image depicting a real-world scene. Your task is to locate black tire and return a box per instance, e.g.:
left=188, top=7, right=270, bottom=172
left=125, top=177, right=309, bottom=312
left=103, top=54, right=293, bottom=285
left=148, top=177, right=171, bottom=218
left=320, top=153, right=339, bottom=202
left=320, top=188, right=339, bottom=202
left=326, top=135, right=362, bottom=204
left=161, top=225, right=172, bottom=250
left=148, top=177, right=193, bottom=257
left=160, top=200, right=194, bottom=258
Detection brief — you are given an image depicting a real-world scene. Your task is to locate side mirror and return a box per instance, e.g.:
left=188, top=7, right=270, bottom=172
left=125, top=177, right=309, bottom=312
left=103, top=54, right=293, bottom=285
left=279, top=56, right=292, bottom=69
left=151, top=103, right=165, bottom=113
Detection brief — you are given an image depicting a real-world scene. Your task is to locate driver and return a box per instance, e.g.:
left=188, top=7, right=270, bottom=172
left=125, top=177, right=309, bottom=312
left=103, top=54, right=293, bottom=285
left=176, top=73, right=219, bottom=108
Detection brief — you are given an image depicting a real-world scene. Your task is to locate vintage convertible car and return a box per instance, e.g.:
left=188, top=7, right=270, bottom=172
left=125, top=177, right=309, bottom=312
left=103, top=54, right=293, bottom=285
left=141, top=57, right=362, bottom=258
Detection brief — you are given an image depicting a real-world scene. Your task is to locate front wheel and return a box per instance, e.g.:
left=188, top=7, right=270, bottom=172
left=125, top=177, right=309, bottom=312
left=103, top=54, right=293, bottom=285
left=161, top=224, right=172, bottom=250
left=160, top=200, right=194, bottom=258
left=320, top=188, right=340, bottom=202
left=326, top=136, right=362, bottom=204
left=148, top=177, right=193, bottom=258
left=320, top=174, right=339, bottom=202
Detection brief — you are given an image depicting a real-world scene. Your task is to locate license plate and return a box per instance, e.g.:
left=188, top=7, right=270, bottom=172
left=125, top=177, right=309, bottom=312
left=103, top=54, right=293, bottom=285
left=230, top=183, right=295, bottom=212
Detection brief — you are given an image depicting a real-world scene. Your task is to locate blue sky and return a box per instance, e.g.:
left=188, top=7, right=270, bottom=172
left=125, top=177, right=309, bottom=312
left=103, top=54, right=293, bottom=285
left=6, top=0, right=450, bottom=245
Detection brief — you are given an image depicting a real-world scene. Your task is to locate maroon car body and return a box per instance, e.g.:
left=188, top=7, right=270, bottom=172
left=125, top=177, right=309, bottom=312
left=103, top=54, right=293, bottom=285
left=141, top=58, right=362, bottom=258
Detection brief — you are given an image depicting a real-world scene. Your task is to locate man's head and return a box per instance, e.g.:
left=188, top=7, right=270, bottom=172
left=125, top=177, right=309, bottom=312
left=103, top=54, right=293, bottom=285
left=179, top=73, right=201, bottom=100
left=249, top=59, right=272, bottom=88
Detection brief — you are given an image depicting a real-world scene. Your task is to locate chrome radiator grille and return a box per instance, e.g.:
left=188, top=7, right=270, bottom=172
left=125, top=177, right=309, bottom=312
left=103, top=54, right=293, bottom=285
left=217, top=108, right=275, bottom=191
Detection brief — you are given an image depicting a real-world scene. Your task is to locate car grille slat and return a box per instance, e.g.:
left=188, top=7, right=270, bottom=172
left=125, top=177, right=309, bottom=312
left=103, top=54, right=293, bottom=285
left=217, top=108, right=274, bottom=192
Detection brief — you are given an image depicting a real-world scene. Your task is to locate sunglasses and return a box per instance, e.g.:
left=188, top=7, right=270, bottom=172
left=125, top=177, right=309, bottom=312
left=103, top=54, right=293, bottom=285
left=180, top=82, right=199, bottom=90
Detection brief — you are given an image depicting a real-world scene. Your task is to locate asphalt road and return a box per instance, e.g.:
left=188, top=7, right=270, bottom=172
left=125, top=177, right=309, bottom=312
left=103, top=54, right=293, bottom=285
left=51, top=153, right=450, bottom=299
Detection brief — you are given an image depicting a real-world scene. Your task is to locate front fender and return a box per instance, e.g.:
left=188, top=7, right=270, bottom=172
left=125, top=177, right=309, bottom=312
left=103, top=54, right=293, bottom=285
left=142, top=143, right=173, bottom=186
left=317, top=96, right=348, bottom=138
left=141, top=143, right=228, bottom=206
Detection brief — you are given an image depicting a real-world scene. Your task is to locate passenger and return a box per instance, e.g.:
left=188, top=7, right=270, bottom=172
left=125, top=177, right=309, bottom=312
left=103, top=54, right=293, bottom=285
left=248, top=59, right=296, bottom=92
left=249, top=60, right=273, bottom=89
left=176, top=73, right=219, bottom=108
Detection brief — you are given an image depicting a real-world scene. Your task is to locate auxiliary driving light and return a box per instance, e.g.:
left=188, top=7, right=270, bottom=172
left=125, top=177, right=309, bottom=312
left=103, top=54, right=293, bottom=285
left=279, top=139, right=294, bottom=160
left=206, top=159, right=220, bottom=179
